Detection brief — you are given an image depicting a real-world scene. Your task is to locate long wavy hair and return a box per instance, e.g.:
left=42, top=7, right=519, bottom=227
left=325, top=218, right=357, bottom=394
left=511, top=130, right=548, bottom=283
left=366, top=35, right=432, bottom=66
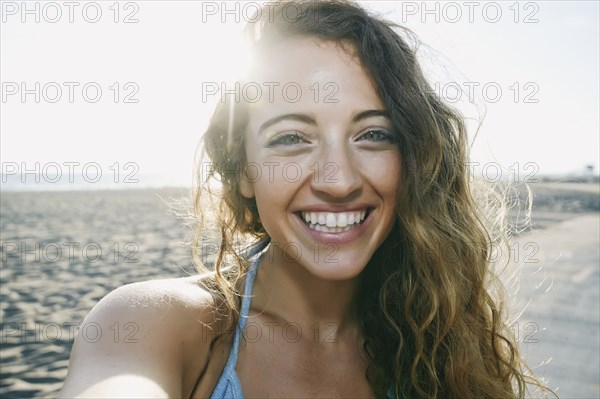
left=192, top=1, right=554, bottom=398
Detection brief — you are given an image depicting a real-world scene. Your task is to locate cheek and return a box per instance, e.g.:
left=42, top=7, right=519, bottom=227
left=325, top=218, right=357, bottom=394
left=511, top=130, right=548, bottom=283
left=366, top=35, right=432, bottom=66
left=253, top=187, right=291, bottom=242
left=362, top=152, right=402, bottom=196
left=252, top=175, right=290, bottom=216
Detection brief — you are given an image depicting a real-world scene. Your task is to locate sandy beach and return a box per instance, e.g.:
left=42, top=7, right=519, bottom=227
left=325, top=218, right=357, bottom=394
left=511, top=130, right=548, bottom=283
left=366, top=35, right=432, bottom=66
left=1, top=182, right=598, bottom=398
left=1, top=189, right=194, bottom=398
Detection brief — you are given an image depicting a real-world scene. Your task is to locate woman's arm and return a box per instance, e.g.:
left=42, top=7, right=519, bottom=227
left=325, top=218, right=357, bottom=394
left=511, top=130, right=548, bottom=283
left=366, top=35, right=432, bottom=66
left=58, top=278, right=216, bottom=398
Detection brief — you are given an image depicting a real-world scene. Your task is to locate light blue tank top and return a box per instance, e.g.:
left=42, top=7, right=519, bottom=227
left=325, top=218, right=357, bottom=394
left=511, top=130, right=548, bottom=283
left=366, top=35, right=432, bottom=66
left=209, top=238, right=395, bottom=399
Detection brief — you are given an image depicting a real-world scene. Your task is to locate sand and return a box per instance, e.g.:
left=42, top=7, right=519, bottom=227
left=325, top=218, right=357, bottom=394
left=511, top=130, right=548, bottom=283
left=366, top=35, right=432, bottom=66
left=517, top=213, right=599, bottom=398
left=1, top=189, right=194, bottom=398
left=1, top=183, right=598, bottom=398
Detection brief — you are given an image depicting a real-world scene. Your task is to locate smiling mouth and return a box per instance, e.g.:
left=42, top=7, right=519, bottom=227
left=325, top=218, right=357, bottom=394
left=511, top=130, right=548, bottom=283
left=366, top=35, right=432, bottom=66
left=295, top=209, right=372, bottom=233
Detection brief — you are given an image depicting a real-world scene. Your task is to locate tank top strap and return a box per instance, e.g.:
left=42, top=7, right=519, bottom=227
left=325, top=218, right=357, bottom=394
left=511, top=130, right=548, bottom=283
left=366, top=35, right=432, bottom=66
left=220, top=237, right=270, bottom=373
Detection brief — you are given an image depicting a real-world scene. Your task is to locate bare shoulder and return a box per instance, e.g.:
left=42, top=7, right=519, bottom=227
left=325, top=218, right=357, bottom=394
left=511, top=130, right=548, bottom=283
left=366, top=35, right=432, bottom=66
left=88, top=274, right=217, bottom=317
left=59, top=274, right=225, bottom=398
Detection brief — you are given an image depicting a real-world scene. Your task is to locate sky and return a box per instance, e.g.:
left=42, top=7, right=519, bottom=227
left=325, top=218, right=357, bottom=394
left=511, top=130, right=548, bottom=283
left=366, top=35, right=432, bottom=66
left=1, top=0, right=599, bottom=189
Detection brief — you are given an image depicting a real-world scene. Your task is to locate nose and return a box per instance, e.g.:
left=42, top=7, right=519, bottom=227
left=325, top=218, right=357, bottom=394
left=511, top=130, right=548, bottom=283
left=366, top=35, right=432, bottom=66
left=310, top=143, right=362, bottom=198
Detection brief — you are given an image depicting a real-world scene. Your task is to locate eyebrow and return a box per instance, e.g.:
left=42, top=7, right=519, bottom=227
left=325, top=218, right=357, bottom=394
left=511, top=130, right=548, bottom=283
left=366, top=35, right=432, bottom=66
left=257, top=109, right=390, bottom=136
left=258, top=114, right=316, bottom=136
left=351, top=109, right=390, bottom=123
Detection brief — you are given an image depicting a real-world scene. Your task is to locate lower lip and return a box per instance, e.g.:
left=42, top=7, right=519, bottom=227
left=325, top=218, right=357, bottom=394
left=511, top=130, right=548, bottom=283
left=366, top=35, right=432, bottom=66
left=293, top=211, right=374, bottom=245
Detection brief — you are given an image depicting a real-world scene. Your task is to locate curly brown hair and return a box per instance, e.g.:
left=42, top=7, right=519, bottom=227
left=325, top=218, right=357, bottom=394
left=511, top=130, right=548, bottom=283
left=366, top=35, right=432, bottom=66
left=192, top=1, right=555, bottom=398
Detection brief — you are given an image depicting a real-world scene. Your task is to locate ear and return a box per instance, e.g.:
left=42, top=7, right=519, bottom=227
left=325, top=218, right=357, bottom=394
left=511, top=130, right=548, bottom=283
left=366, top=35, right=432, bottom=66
left=239, top=167, right=255, bottom=198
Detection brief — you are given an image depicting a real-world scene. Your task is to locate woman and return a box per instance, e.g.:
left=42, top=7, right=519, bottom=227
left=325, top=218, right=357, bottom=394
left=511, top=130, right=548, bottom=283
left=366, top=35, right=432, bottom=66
left=60, top=1, right=553, bottom=398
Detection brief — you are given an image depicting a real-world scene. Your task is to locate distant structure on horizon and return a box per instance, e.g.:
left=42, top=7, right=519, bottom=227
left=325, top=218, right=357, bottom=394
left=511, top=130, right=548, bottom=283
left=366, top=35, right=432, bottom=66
left=539, top=164, right=599, bottom=183
left=586, top=164, right=595, bottom=176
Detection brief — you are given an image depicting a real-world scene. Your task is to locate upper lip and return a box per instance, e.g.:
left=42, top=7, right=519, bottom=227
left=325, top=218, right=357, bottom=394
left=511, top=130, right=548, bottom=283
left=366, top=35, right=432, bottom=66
left=293, top=204, right=373, bottom=213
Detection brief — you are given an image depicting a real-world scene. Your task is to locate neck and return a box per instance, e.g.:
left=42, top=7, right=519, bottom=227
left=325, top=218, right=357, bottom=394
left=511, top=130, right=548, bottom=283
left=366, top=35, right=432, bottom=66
left=252, top=245, right=364, bottom=340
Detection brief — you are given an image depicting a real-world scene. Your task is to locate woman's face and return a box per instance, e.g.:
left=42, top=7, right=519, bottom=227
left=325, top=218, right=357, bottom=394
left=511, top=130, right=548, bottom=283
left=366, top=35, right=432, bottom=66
left=240, top=37, right=401, bottom=280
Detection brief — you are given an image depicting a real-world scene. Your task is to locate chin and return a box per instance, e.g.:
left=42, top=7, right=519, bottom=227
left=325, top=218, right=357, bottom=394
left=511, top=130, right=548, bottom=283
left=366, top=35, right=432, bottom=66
left=300, top=256, right=370, bottom=281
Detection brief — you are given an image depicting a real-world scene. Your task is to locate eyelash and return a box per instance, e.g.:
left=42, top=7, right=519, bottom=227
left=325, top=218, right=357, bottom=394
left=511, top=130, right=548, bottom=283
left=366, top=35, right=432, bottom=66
left=357, top=129, right=397, bottom=143
left=267, top=129, right=397, bottom=147
left=268, top=131, right=306, bottom=147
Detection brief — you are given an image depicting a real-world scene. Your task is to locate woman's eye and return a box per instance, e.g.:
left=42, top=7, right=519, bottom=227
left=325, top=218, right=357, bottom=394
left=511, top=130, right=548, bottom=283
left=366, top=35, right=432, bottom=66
left=359, top=129, right=396, bottom=143
left=268, top=132, right=305, bottom=147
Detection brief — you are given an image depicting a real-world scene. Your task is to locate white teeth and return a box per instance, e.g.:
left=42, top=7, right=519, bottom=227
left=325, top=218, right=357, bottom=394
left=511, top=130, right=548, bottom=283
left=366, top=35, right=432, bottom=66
left=307, top=223, right=356, bottom=233
left=348, top=213, right=355, bottom=225
left=326, top=213, right=336, bottom=227
left=299, top=209, right=369, bottom=230
left=318, top=214, right=326, bottom=225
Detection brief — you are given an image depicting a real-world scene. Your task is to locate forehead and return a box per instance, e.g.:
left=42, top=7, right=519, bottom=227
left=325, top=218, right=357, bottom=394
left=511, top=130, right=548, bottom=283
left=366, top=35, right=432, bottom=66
left=245, top=37, right=385, bottom=124
left=251, top=37, right=359, bottom=78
